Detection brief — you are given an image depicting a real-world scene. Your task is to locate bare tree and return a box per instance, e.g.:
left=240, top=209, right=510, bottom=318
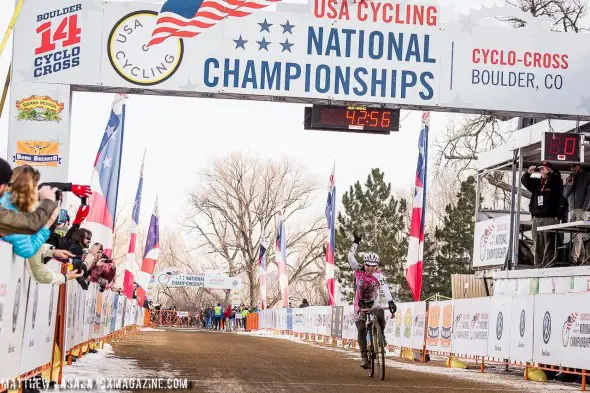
left=185, top=152, right=326, bottom=307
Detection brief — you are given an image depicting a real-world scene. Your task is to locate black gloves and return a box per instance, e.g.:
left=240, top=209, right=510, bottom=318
left=353, top=231, right=362, bottom=244
left=388, top=300, right=397, bottom=315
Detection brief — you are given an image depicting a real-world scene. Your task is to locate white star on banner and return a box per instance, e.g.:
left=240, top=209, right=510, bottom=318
left=103, top=156, right=112, bottom=168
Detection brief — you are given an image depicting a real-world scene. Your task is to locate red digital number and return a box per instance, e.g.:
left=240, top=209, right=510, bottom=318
left=356, top=110, right=368, bottom=125
left=35, top=15, right=81, bottom=55
left=369, top=111, right=379, bottom=127
left=549, top=137, right=560, bottom=155
left=564, top=137, right=577, bottom=155
left=381, top=112, right=391, bottom=128
left=345, top=110, right=355, bottom=125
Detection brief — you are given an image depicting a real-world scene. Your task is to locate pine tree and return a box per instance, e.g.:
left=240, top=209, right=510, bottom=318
left=335, top=169, right=410, bottom=302
left=434, top=176, right=477, bottom=297
left=420, top=233, right=440, bottom=300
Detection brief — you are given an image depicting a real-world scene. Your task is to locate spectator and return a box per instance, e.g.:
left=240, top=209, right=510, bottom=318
left=69, top=228, right=93, bottom=289
left=0, top=158, right=60, bottom=237
left=521, top=161, right=563, bottom=266
left=299, top=299, right=310, bottom=308
left=213, top=303, right=222, bottom=330
left=26, top=246, right=83, bottom=284
left=564, top=163, right=590, bottom=264
left=224, top=304, right=233, bottom=331
left=0, top=165, right=59, bottom=258
left=234, top=306, right=243, bottom=329
left=89, top=245, right=116, bottom=292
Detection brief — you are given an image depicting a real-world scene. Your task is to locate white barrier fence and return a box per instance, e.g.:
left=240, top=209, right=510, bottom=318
left=259, top=293, right=590, bottom=370
left=0, top=242, right=144, bottom=381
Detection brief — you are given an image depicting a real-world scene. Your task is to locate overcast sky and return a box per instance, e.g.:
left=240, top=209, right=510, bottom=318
left=0, top=0, right=502, bottom=236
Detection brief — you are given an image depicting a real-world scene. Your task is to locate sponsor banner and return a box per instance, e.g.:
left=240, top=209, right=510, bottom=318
left=19, top=261, right=60, bottom=374
left=7, top=82, right=71, bottom=184
left=74, top=282, right=86, bottom=346
left=84, top=284, right=98, bottom=343
left=110, top=294, right=119, bottom=333
left=425, top=300, right=453, bottom=352
left=549, top=293, right=590, bottom=369
left=177, top=311, right=189, bottom=318
left=64, top=279, right=77, bottom=351
left=473, top=215, right=510, bottom=268
left=342, top=305, right=356, bottom=340
left=509, top=295, right=535, bottom=363
left=532, top=293, right=565, bottom=366
left=487, top=296, right=512, bottom=359
left=411, top=301, right=427, bottom=350
left=11, top=0, right=590, bottom=118
left=0, top=249, right=27, bottom=380
left=391, top=304, right=403, bottom=347
left=154, top=269, right=242, bottom=290
left=400, top=302, right=414, bottom=349
left=451, top=297, right=490, bottom=357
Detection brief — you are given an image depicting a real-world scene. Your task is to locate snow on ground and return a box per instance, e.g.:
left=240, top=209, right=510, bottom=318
left=57, top=344, right=179, bottom=393
left=239, top=330, right=580, bottom=393
left=140, top=327, right=166, bottom=332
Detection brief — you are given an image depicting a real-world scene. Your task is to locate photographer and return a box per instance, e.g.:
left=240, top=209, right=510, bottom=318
left=564, top=163, right=590, bottom=264
left=0, top=159, right=61, bottom=237
left=521, top=161, right=563, bottom=266
left=26, top=245, right=84, bottom=284
left=0, top=166, right=59, bottom=258
left=88, top=246, right=116, bottom=292
left=68, top=228, right=93, bottom=290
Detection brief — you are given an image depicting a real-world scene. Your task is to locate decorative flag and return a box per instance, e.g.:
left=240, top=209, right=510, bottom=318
left=123, top=150, right=146, bottom=299
left=136, top=198, right=160, bottom=307
left=275, top=210, right=289, bottom=308
left=258, top=237, right=268, bottom=310
left=325, top=160, right=336, bottom=306
left=405, top=112, right=430, bottom=302
left=148, top=0, right=281, bottom=47
left=84, top=94, right=127, bottom=257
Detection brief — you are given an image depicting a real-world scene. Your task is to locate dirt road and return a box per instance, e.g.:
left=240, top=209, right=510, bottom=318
left=112, top=329, right=529, bottom=393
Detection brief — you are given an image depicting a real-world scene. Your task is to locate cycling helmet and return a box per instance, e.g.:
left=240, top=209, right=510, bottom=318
left=362, top=252, right=380, bottom=266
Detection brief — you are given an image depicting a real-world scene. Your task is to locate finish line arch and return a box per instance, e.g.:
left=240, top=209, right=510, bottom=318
left=8, top=0, right=590, bottom=183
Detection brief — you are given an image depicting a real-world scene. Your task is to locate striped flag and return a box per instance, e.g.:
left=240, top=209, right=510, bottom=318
left=148, top=0, right=281, bottom=47
left=83, top=94, right=127, bottom=257
left=123, top=151, right=146, bottom=299
left=325, top=161, right=336, bottom=306
left=275, top=210, right=288, bottom=308
left=136, top=198, right=160, bottom=307
left=258, top=237, right=268, bottom=310
left=405, top=112, right=430, bottom=302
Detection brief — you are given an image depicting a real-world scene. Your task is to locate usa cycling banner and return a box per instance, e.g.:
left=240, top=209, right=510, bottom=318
left=451, top=297, right=490, bottom=357
left=11, top=0, right=590, bottom=118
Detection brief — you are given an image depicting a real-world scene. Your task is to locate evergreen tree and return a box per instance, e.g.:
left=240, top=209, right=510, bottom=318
left=434, top=176, right=476, bottom=297
left=335, top=169, right=410, bottom=302
left=420, top=233, right=441, bottom=300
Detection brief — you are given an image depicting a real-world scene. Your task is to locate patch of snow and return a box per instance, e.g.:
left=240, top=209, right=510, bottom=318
left=140, top=327, right=166, bottom=332
left=239, top=331, right=580, bottom=393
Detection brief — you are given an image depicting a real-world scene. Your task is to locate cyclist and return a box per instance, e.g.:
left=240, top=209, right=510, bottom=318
left=348, top=232, right=397, bottom=369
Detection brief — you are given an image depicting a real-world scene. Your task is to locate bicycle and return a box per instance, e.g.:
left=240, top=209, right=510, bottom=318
left=360, top=306, right=390, bottom=380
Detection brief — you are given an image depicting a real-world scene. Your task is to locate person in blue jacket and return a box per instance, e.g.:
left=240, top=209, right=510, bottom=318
left=0, top=165, right=59, bottom=258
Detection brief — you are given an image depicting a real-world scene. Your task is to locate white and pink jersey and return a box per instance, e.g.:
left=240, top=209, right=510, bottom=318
left=348, top=243, right=393, bottom=318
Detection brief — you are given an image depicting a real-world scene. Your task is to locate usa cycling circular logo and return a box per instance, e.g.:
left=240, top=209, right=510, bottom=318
left=519, top=309, right=526, bottom=337
left=48, top=285, right=55, bottom=326
left=108, top=10, right=184, bottom=86
left=32, top=282, right=39, bottom=329
left=12, top=279, right=21, bottom=333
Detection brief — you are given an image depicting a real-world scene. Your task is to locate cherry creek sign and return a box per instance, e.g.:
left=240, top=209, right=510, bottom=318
left=10, top=0, right=590, bottom=119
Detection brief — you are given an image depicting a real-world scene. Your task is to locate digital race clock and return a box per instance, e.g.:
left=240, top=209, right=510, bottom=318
left=304, top=105, right=400, bottom=134
left=541, top=132, right=584, bottom=163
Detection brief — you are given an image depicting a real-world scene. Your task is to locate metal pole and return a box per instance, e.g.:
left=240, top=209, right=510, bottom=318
left=513, top=148, right=524, bottom=269
left=506, top=149, right=518, bottom=271
left=475, top=173, right=481, bottom=222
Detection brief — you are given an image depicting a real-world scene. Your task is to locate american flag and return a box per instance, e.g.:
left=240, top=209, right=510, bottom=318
left=123, top=151, right=146, bottom=299
left=258, top=238, right=268, bottom=310
left=83, top=94, right=127, bottom=258
left=325, top=160, right=336, bottom=306
left=148, top=0, right=282, bottom=47
left=136, top=198, right=160, bottom=307
left=275, top=209, right=288, bottom=308
left=405, top=112, right=430, bottom=302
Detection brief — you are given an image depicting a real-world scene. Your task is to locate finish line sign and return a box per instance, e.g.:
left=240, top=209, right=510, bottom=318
left=11, top=0, right=590, bottom=118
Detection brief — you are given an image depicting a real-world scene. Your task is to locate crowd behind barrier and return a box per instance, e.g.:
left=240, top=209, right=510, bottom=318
left=0, top=243, right=145, bottom=389
left=256, top=293, right=590, bottom=387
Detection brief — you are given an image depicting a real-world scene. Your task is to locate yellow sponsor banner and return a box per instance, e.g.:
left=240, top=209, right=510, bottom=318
left=16, top=96, right=64, bottom=122
left=14, top=141, right=61, bottom=167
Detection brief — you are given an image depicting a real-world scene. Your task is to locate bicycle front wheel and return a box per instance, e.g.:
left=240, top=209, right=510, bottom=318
left=373, top=322, right=386, bottom=380
left=368, top=325, right=375, bottom=377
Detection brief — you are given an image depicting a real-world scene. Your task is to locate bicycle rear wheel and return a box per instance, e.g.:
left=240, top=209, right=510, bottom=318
left=373, top=322, right=386, bottom=380
left=367, top=324, right=375, bottom=377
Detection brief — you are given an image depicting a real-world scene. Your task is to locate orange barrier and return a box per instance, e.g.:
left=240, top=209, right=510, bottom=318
left=245, top=313, right=258, bottom=331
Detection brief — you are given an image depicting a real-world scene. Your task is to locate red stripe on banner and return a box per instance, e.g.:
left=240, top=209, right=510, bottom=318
left=156, top=16, right=215, bottom=27
left=224, top=0, right=268, bottom=9
left=152, top=27, right=208, bottom=36
left=136, top=287, right=146, bottom=307
left=123, top=270, right=135, bottom=299
left=102, top=248, right=113, bottom=258
left=86, top=192, right=114, bottom=230
left=409, top=207, right=422, bottom=238
left=415, top=175, right=424, bottom=188
left=325, top=248, right=334, bottom=264
left=326, top=278, right=335, bottom=305
left=140, top=258, right=157, bottom=275
left=127, top=233, right=137, bottom=253
left=405, top=261, right=423, bottom=301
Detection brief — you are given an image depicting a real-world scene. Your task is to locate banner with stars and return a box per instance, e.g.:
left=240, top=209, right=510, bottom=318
left=10, top=0, right=590, bottom=118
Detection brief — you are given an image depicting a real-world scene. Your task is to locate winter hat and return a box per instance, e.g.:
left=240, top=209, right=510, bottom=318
left=0, top=158, right=13, bottom=185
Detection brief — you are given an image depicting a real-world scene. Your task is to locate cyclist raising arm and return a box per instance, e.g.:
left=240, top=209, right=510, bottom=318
left=348, top=232, right=397, bottom=369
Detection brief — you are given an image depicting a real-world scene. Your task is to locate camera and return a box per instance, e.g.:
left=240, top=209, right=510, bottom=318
left=103, top=258, right=113, bottom=264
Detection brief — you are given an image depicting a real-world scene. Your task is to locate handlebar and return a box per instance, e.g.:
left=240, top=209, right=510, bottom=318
left=359, top=306, right=390, bottom=312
